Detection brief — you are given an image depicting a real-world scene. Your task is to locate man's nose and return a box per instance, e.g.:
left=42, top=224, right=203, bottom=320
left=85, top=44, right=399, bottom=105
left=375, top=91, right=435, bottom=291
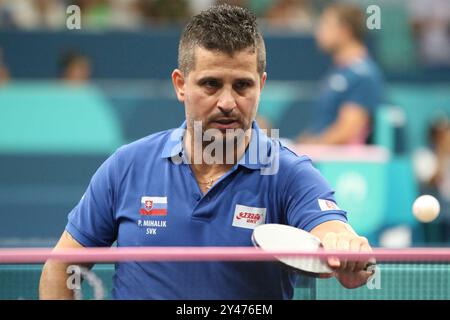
left=217, top=89, right=237, bottom=114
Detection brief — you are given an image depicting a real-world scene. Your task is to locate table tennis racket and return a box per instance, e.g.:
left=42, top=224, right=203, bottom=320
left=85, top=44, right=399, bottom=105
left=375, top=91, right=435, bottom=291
left=252, top=224, right=374, bottom=277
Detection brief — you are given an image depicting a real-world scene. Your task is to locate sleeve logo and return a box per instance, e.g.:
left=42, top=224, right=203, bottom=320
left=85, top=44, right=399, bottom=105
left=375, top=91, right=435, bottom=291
left=318, top=199, right=340, bottom=211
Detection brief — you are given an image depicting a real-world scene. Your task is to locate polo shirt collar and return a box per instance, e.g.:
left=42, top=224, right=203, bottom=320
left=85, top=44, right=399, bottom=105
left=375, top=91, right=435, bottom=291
left=161, top=120, right=272, bottom=170
left=161, top=121, right=186, bottom=159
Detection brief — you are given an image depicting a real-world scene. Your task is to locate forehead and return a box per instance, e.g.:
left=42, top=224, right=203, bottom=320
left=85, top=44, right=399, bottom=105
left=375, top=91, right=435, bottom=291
left=190, top=46, right=258, bottom=77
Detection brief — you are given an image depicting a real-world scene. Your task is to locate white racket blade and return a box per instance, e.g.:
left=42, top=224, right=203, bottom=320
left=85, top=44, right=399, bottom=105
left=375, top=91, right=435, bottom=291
left=252, top=224, right=332, bottom=275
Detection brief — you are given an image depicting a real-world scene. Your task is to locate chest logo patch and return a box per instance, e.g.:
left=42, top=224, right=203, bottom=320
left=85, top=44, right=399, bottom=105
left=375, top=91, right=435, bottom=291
left=232, top=204, right=266, bottom=229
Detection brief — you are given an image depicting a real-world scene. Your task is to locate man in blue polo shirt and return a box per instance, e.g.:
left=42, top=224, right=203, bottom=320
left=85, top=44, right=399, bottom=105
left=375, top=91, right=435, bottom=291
left=39, top=5, right=373, bottom=300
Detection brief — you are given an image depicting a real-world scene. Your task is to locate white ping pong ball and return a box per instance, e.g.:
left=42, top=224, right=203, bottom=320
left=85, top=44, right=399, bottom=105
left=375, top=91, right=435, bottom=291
left=412, top=195, right=440, bottom=223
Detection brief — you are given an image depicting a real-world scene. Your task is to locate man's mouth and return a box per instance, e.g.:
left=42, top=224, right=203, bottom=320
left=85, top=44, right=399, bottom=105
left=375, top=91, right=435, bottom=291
left=210, top=118, right=240, bottom=130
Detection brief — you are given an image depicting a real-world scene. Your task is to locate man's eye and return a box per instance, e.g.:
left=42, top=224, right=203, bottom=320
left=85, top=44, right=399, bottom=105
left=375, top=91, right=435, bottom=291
left=202, top=80, right=219, bottom=88
left=234, top=81, right=252, bottom=91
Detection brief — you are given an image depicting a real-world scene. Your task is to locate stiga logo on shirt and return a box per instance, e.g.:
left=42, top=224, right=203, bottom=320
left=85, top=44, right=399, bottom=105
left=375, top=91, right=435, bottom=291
left=232, top=204, right=266, bottom=229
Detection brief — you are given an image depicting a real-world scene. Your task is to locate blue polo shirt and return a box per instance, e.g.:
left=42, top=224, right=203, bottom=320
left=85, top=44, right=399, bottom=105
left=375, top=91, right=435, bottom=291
left=311, top=56, right=384, bottom=142
left=66, top=121, right=347, bottom=300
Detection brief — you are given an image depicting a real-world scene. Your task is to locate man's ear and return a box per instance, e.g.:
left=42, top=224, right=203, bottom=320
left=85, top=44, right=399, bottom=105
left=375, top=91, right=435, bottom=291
left=260, top=72, right=267, bottom=91
left=172, top=69, right=186, bottom=102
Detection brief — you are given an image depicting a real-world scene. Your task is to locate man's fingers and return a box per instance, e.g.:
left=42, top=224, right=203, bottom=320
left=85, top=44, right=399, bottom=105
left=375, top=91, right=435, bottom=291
left=359, top=242, right=374, bottom=272
left=321, top=232, right=374, bottom=275
left=336, top=233, right=350, bottom=270
left=350, top=237, right=366, bottom=272
left=319, top=272, right=335, bottom=279
left=319, top=231, right=374, bottom=288
left=322, top=232, right=340, bottom=268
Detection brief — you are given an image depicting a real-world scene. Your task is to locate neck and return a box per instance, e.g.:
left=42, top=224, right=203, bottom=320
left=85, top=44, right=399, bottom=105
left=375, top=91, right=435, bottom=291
left=183, top=127, right=252, bottom=179
left=333, top=41, right=367, bottom=67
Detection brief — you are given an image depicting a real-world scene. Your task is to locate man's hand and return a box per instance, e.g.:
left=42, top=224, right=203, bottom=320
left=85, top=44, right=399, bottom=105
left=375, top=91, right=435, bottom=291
left=320, top=232, right=374, bottom=289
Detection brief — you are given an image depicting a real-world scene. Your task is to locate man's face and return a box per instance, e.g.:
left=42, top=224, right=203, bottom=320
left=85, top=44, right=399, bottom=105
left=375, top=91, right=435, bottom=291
left=315, top=9, right=346, bottom=53
left=436, top=127, right=450, bottom=153
left=64, top=58, right=91, bottom=83
left=173, top=46, right=266, bottom=135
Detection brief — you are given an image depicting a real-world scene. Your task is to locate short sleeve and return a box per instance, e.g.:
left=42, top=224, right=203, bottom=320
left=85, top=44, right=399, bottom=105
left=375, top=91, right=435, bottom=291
left=65, top=151, right=118, bottom=247
left=345, top=75, right=382, bottom=113
left=283, top=158, right=347, bottom=232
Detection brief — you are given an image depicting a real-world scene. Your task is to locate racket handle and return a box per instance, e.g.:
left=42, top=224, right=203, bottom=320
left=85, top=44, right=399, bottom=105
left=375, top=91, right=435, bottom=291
left=364, top=259, right=377, bottom=272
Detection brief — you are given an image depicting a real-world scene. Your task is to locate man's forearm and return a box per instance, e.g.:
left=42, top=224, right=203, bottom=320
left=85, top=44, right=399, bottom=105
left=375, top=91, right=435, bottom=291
left=39, top=261, right=75, bottom=300
left=39, top=231, right=94, bottom=299
left=310, top=220, right=356, bottom=241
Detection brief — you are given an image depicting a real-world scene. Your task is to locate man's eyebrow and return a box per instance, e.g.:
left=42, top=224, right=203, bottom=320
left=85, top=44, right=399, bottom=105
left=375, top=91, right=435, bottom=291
left=196, top=76, right=221, bottom=83
left=196, top=76, right=256, bottom=84
left=234, top=77, right=255, bottom=83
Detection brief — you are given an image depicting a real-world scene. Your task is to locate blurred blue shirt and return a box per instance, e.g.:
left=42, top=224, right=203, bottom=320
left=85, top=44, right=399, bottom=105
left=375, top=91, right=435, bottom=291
left=311, top=56, right=384, bottom=143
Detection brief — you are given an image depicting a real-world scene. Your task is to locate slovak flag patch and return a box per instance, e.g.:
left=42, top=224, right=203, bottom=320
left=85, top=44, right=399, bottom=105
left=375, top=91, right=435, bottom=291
left=140, top=196, right=167, bottom=216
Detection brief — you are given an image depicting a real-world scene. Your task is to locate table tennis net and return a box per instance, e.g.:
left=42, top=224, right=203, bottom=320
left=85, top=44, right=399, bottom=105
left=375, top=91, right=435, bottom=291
left=0, top=247, right=450, bottom=300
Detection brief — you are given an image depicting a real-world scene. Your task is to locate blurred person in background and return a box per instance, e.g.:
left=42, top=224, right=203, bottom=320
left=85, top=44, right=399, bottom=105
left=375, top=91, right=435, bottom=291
left=76, top=0, right=204, bottom=27
left=108, top=0, right=146, bottom=29
left=295, top=3, right=384, bottom=145
left=189, top=0, right=216, bottom=14
left=0, top=0, right=65, bottom=29
left=76, top=0, right=150, bottom=29
left=408, top=0, right=450, bottom=67
left=264, top=0, right=315, bottom=32
left=0, top=48, right=10, bottom=85
left=140, top=0, right=191, bottom=26
left=414, top=116, right=450, bottom=243
left=0, top=0, right=15, bottom=28
left=76, top=0, right=114, bottom=29
left=59, top=51, right=91, bottom=84
left=428, top=118, right=450, bottom=203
